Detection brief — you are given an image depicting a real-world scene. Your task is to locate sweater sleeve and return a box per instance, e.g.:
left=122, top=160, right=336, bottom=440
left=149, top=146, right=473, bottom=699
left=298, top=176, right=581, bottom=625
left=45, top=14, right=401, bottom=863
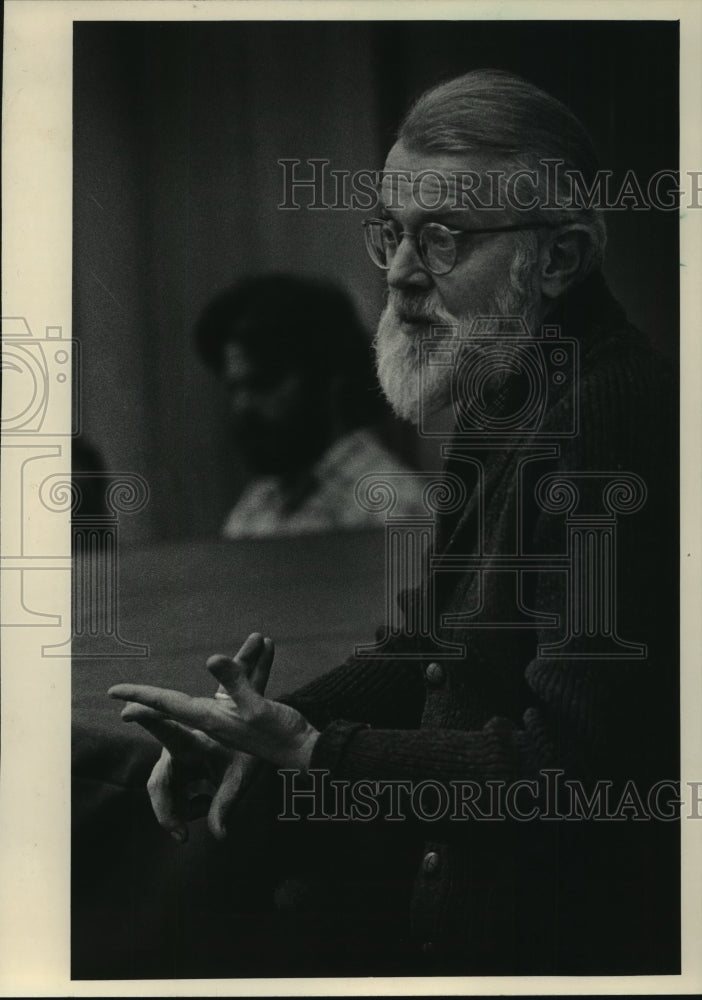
left=278, top=625, right=426, bottom=732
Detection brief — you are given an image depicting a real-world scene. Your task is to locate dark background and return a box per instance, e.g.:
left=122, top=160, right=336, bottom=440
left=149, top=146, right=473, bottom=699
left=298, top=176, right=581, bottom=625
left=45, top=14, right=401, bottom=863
left=73, top=19, right=679, bottom=544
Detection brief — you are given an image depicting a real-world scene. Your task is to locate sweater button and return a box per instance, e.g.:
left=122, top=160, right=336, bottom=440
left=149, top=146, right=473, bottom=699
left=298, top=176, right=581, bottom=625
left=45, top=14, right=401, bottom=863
left=422, top=850, right=440, bottom=875
left=425, top=662, right=444, bottom=686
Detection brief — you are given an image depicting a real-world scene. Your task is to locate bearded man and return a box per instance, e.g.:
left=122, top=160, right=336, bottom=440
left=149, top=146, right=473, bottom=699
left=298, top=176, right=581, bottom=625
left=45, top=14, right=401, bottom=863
left=109, top=70, right=678, bottom=976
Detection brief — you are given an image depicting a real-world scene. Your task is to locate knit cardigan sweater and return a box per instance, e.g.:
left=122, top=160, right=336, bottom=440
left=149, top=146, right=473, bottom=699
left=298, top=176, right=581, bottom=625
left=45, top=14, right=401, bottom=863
left=279, top=273, right=679, bottom=975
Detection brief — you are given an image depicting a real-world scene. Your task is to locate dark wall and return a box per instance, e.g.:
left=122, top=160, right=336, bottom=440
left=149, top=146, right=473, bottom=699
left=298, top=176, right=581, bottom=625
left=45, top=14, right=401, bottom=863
left=74, top=20, right=678, bottom=544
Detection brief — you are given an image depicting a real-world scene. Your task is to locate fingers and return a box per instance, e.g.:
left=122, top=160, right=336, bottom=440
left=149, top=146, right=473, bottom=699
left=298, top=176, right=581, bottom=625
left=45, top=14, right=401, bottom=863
left=206, top=654, right=265, bottom=715
left=146, top=749, right=189, bottom=843
left=109, top=684, right=219, bottom=733
left=108, top=632, right=276, bottom=750
left=121, top=702, right=221, bottom=759
left=109, top=683, right=194, bottom=715
left=228, top=632, right=274, bottom=694
left=233, top=631, right=265, bottom=666
left=207, top=752, right=259, bottom=840
left=214, top=633, right=273, bottom=700
left=110, top=679, right=260, bottom=750
left=250, top=637, right=275, bottom=695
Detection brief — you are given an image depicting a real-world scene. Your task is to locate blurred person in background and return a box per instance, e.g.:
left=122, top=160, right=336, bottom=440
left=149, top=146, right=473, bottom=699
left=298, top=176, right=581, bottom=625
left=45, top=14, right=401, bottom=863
left=194, top=273, right=426, bottom=537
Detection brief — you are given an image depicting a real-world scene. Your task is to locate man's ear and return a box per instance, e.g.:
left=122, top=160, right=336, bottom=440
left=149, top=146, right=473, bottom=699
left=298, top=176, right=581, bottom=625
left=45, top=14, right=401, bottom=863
left=539, top=225, right=593, bottom=299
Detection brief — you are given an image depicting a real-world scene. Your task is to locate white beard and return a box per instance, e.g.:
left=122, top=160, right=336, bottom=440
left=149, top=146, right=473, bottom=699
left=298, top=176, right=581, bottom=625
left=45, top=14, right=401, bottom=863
left=373, top=277, right=541, bottom=426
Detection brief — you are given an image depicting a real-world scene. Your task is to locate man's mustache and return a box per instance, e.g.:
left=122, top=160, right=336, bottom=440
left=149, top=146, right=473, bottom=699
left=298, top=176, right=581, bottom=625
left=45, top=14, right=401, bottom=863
left=384, top=289, right=448, bottom=326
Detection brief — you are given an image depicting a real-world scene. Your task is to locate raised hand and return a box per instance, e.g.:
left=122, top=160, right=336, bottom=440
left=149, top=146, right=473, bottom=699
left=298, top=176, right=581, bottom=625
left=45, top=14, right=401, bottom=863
left=110, top=648, right=319, bottom=772
left=115, top=633, right=276, bottom=842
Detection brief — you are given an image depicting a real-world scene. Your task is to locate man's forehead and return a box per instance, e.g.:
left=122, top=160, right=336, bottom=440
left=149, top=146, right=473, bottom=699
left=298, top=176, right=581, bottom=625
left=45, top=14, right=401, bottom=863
left=380, top=140, right=499, bottom=213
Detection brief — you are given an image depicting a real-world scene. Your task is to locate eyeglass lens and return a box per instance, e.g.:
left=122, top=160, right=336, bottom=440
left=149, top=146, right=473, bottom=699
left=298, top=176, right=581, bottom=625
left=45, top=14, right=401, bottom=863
left=365, top=220, right=457, bottom=275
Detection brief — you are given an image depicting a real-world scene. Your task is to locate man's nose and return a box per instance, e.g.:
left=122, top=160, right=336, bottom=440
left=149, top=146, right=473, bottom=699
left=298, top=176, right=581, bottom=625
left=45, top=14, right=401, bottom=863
left=385, top=234, right=433, bottom=292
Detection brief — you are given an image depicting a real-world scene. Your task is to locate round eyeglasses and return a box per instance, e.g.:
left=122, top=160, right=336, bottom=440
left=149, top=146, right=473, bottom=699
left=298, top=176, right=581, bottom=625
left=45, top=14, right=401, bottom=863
left=363, top=217, right=559, bottom=276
